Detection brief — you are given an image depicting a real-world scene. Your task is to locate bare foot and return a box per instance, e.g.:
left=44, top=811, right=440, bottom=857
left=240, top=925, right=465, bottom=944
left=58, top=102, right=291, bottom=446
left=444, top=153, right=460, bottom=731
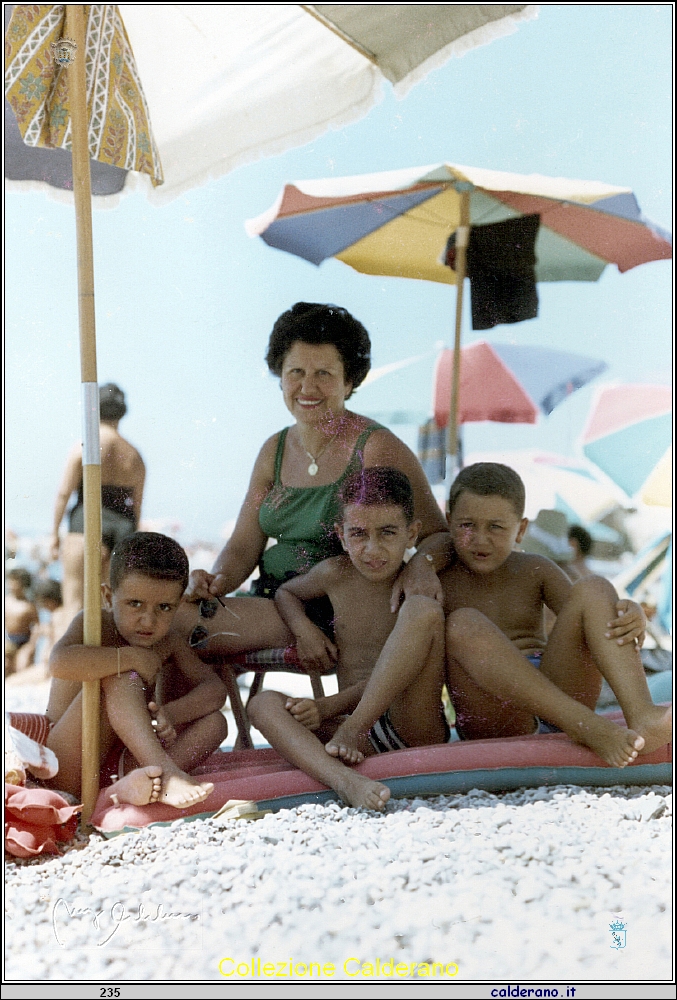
left=325, top=719, right=366, bottom=764
left=626, top=703, right=672, bottom=755
left=109, top=766, right=163, bottom=807
left=160, top=770, right=214, bottom=809
left=569, top=714, right=645, bottom=767
left=335, top=770, right=391, bottom=811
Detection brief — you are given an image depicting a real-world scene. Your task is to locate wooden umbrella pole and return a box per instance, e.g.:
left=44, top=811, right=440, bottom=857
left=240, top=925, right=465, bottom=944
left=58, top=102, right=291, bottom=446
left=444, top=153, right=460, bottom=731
left=66, top=5, right=102, bottom=824
left=447, top=190, right=470, bottom=468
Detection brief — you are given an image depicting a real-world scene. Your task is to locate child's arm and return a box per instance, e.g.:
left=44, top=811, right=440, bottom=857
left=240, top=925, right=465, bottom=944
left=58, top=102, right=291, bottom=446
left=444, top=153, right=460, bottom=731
left=275, top=562, right=339, bottom=673
left=151, top=636, right=226, bottom=739
left=49, top=613, right=161, bottom=683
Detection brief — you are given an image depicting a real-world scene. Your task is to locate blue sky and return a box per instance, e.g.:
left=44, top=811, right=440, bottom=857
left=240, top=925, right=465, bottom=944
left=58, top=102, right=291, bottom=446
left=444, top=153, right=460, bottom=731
left=5, top=4, right=672, bottom=544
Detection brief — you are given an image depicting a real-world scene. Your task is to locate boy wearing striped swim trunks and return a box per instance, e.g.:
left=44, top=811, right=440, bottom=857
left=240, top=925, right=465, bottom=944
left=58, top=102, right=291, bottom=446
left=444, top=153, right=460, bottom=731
left=247, top=467, right=448, bottom=812
left=439, top=463, right=671, bottom=766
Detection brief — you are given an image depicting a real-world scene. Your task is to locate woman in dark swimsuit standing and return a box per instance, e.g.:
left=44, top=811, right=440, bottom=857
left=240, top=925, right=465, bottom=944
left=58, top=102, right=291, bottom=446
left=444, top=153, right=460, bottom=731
left=50, top=383, right=146, bottom=626
left=180, top=303, right=451, bottom=667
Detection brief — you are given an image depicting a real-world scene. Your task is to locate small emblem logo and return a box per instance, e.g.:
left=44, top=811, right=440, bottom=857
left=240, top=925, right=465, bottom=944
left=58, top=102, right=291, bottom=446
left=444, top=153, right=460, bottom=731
left=609, top=918, right=627, bottom=950
left=51, top=38, right=77, bottom=66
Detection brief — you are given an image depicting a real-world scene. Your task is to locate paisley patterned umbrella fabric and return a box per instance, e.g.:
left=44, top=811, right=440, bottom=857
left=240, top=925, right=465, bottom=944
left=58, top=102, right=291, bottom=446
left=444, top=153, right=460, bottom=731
left=5, top=4, right=163, bottom=186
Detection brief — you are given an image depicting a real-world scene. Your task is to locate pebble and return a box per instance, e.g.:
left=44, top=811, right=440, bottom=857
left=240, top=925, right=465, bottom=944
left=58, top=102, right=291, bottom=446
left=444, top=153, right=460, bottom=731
left=6, top=678, right=671, bottom=979
left=5, top=783, right=672, bottom=981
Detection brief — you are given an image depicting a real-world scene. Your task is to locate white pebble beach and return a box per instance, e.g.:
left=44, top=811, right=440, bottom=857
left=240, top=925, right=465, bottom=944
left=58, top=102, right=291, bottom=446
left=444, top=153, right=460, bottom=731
left=5, top=675, right=672, bottom=982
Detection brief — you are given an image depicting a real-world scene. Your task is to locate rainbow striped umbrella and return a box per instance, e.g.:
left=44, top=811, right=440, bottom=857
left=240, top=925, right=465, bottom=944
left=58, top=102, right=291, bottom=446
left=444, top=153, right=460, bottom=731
left=582, top=385, right=672, bottom=507
left=249, top=163, right=671, bottom=460
left=249, top=162, right=672, bottom=284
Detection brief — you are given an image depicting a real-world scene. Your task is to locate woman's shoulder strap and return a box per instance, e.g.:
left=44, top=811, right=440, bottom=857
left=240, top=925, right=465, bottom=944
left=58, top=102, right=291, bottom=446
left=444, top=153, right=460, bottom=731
left=345, top=422, right=386, bottom=475
left=273, top=427, right=290, bottom=482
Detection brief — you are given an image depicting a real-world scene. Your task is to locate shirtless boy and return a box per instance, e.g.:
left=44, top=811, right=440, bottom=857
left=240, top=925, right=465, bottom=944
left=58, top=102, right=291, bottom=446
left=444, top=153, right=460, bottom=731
left=248, top=468, right=448, bottom=811
left=440, top=463, right=672, bottom=765
left=47, top=532, right=226, bottom=809
left=5, top=568, right=39, bottom=675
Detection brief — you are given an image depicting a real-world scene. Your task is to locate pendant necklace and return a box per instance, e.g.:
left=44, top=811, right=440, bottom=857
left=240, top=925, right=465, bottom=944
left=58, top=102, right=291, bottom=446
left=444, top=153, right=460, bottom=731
left=305, top=431, right=339, bottom=476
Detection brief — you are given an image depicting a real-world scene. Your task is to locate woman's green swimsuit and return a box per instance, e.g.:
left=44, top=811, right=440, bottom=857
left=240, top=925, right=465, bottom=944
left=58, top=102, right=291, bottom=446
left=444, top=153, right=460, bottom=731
left=256, top=423, right=384, bottom=593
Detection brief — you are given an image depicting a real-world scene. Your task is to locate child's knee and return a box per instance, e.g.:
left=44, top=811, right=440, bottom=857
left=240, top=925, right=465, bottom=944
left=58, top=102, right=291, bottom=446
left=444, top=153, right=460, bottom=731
left=445, top=608, right=495, bottom=656
left=571, top=574, right=617, bottom=605
left=247, top=689, right=284, bottom=726
left=209, top=710, right=228, bottom=743
left=445, top=607, right=490, bottom=641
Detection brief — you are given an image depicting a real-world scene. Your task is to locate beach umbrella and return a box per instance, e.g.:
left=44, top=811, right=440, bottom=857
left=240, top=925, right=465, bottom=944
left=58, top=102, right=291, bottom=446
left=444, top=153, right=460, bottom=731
left=248, top=162, right=672, bottom=464
left=582, top=385, right=672, bottom=507
left=6, top=5, right=538, bottom=820
left=5, top=4, right=164, bottom=823
left=5, top=4, right=539, bottom=202
left=432, top=341, right=607, bottom=428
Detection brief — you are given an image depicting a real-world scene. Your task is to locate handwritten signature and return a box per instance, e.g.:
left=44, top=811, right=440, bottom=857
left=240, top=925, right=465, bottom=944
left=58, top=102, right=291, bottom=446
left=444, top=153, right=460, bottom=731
left=52, top=898, right=200, bottom=947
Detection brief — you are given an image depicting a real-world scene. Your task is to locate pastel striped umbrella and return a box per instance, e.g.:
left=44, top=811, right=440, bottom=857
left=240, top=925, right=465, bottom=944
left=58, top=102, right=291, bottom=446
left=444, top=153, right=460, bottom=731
left=432, top=341, right=607, bottom=427
left=249, top=162, right=671, bottom=461
left=249, top=162, right=672, bottom=282
left=582, top=385, right=672, bottom=506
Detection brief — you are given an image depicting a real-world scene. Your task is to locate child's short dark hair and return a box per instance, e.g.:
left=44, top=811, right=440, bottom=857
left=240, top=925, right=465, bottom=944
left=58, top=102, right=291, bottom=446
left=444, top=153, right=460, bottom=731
left=568, top=524, right=593, bottom=556
left=109, top=533, right=189, bottom=593
left=448, top=463, right=526, bottom=519
left=339, top=467, right=415, bottom=523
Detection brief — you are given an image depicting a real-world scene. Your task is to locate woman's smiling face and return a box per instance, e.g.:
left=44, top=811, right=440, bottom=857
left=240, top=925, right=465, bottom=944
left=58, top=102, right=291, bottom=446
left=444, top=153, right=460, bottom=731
left=280, top=341, right=352, bottom=425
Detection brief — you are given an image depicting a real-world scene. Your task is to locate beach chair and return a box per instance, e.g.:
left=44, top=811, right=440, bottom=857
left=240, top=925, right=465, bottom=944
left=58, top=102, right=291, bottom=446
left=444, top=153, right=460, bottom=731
left=217, top=648, right=329, bottom=750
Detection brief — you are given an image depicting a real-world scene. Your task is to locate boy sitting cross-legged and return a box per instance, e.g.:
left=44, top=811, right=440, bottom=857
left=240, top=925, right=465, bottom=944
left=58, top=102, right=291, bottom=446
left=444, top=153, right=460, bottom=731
left=248, top=467, right=449, bottom=811
left=47, top=532, right=227, bottom=809
left=440, top=463, right=672, bottom=764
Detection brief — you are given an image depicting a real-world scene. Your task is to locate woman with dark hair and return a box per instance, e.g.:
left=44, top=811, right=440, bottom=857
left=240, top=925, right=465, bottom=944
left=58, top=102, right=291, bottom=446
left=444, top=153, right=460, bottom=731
left=50, top=383, right=146, bottom=622
left=182, top=303, right=450, bottom=667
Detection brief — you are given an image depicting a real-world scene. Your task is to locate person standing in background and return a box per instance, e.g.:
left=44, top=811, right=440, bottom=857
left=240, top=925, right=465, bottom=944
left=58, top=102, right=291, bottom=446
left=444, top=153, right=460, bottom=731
left=50, top=384, right=145, bottom=629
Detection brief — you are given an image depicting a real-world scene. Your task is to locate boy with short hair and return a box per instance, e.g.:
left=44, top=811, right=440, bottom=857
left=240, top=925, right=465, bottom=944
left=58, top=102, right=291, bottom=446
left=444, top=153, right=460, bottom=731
left=47, top=533, right=226, bottom=809
left=248, top=467, right=448, bottom=811
left=440, top=463, right=671, bottom=764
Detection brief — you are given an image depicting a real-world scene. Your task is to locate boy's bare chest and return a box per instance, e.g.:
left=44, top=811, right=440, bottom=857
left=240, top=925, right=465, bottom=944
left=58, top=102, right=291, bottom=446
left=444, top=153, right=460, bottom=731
left=330, top=581, right=398, bottom=654
left=440, top=565, right=544, bottom=634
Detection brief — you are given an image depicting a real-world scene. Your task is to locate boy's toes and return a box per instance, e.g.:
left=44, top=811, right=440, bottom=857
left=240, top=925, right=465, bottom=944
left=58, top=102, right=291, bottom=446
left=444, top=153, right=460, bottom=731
left=366, top=783, right=390, bottom=811
left=109, top=765, right=164, bottom=807
left=160, top=775, right=214, bottom=809
left=324, top=741, right=340, bottom=758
